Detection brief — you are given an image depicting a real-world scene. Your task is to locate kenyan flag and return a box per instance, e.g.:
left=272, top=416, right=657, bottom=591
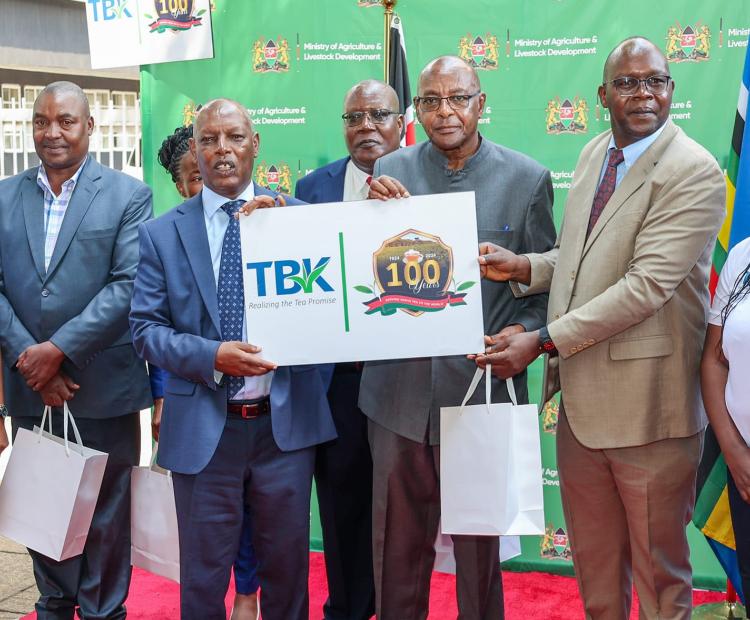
left=694, top=33, right=750, bottom=605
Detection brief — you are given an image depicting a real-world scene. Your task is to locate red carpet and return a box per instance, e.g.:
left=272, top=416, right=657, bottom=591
left=22, top=552, right=725, bottom=619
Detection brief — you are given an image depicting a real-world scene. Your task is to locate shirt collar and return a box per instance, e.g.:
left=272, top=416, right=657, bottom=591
left=345, top=158, right=372, bottom=186
left=606, top=122, right=667, bottom=168
left=201, top=182, right=256, bottom=219
left=36, top=156, right=88, bottom=198
left=426, top=133, right=488, bottom=172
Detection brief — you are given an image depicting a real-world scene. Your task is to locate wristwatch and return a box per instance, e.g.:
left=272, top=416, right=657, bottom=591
left=0, top=404, right=8, bottom=418
left=538, top=326, right=558, bottom=356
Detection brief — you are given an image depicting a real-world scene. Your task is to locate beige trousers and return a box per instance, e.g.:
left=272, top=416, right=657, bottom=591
left=557, top=407, right=703, bottom=620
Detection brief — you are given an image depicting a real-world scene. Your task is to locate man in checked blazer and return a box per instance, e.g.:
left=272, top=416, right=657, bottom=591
left=479, top=38, right=725, bottom=619
left=0, top=81, right=153, bottom=618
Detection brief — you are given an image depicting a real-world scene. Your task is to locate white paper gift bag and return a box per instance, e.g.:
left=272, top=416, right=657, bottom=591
left=130, top=449, right=180, bottom=583
left=440, top=365, right=544, bottom=536
left=0, top=404, right=108, bottom=561
left=433, top=523, right=521, bottom=574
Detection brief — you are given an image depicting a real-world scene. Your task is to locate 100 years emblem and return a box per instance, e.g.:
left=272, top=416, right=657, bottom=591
left=355, top=229, right=475, bottom=316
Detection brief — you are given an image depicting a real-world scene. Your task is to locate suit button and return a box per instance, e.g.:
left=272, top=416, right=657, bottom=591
left=554, top=314, right=560, bottom=320
left=41, top=289, right=50, bottom=297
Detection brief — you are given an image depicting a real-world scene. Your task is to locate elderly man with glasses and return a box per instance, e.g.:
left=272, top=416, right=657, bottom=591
left=364, top=55, right=556, bottom=619
left=476, top=37, right=725, bottom=619
left=294, top=79, right=403, bottom=620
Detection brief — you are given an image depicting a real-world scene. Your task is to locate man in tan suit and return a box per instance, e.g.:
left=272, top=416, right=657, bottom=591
left=476, top=37, right=725, bottom=619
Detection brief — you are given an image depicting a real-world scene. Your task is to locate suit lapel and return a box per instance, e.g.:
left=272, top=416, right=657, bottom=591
left=45, top=158, right=99, bottom=280
left=20, top=171, right=45, bottom=280
left=327, top=157, right=348, bottom=201
left=175, top=196, right=222, bottom=335
left=562, top=134, right=610, bottom=272
left=582, top=122, right=679, bottom=258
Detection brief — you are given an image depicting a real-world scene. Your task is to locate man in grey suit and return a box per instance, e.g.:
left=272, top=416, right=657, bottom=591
left=364, top=56, right=556, bottom=619
left=0, top=81, right=152, bottom=619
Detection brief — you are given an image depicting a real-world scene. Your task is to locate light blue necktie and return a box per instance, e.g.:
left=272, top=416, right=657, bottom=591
left=218, top=200, right=245, bottom=400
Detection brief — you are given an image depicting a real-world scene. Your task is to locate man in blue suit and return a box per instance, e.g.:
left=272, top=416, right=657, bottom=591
left=294, top=80, right=402, bottom=620
left=0, top=81, right=153, bottom=618
left=130, top=98, right=336, bottom=620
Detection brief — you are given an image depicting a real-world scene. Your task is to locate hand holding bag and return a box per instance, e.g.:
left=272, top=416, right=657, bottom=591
left=0, top=403, right=108, bottom=561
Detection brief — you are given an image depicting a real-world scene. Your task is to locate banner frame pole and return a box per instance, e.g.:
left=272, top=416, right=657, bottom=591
left=383, top=0, right=397, bottom=81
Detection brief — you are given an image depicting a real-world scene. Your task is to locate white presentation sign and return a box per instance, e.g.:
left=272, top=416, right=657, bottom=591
left=85, top=0, right=214, bottom=69
left=240, top=192, right=485, bottom=365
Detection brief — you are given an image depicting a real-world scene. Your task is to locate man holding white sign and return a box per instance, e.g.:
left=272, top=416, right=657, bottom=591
left=130, top=99, right=335, bottom=620
left=363, top=56, right=556, bottom=619
left=294, top=79, right=403, bottom=620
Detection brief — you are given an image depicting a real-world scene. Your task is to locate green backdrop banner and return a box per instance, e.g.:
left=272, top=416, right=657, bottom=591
left=141, top=0, right=750, bottom=589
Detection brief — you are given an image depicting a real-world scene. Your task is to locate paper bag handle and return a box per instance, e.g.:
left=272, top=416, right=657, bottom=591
left=458, top=365, right=518, bottom=414
left=37, top=402, right=84, bottom=457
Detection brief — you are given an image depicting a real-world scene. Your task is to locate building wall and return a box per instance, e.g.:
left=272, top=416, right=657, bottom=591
left=0, top=0, right=141, bottom=179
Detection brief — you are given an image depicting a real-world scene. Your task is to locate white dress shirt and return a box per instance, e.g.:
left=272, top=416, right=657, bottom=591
left=202, top=183, right=273, bottom=399
left=343, top=159, right=372, bottom=201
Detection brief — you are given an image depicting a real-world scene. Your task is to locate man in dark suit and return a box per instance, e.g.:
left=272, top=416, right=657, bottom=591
left=130, top=98, right=336, bottom=620
left=0, top=81, right=153, bottom=619
left=365, top=57, right=556, bottom=619
left=294, top=80, right=402, bottom=620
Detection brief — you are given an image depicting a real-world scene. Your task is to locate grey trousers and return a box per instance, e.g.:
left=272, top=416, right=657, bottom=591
left=368, top=419, right=504, bottom=620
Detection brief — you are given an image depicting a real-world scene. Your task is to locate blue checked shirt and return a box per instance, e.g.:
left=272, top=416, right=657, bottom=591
left=37, top=157, right=88, bottom=271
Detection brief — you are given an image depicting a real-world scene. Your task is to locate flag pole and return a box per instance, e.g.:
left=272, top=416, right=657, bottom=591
left=383, top=0, right=397, bottom=81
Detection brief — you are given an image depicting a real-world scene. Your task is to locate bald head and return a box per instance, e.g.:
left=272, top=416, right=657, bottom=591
left=603, top=37, right=668, bottom=82
left=32, top=80, right=93, bottom=177
left=342, top=80, right=402, bottom=174
left=344, top=80, right=399, bottom=112
left=190, top=98, right=259, bottom=199
left=414, top=55, right=485, bottom=162
left=598, top=36, right=674, bottom=148
left=418, top=56, right=480, bottom=95
left=194, top=98, right=253, bottom=136
left=35, top=81, right=90, bottom=117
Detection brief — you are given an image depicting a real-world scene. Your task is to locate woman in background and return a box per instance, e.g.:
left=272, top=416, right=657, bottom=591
left=157, top=125, right=260, bottom=620
left=701, top=234, right=750, bottom=597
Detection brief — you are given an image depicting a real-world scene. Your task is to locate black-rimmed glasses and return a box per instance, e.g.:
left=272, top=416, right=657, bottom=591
left=342, top=109, right=399, bottom=127
left=603, top=75, right=672, bottom=96
left=414, top=92, right=481, bottom=112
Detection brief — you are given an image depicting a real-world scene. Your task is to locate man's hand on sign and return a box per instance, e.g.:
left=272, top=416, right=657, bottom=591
left=368, top=175, right=410, bottom=200
left=215, top=341, right=277, bottom=377
left=478, top=242, right=531, bottom=285
left=236, top=194, right=287, bottom=217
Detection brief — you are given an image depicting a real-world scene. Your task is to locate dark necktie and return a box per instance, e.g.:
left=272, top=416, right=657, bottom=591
left=218, top=200, right=245, bottom=400
left=587, top=147, right=624, bottom=237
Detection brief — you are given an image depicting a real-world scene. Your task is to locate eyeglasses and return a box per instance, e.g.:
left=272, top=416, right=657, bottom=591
left=414, top=92, right=481, bottom=112
left=342, top=109, right=399, bottom=127
left=604, top=75, right=672, bottom=96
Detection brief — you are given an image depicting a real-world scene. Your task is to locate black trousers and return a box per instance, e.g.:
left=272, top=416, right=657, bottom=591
left=315, top=363, right=375, bottom=620
left=12, top=412, right=140, bottom=620
left=728, top=469, right=750, bottom=603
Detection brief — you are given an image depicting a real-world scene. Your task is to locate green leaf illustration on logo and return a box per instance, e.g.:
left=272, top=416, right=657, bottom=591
left=289, top=258, right=330, bottom=293
left=353, top=285, right=374, bottom=294
left=456, top=281, right=476, bottom=292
